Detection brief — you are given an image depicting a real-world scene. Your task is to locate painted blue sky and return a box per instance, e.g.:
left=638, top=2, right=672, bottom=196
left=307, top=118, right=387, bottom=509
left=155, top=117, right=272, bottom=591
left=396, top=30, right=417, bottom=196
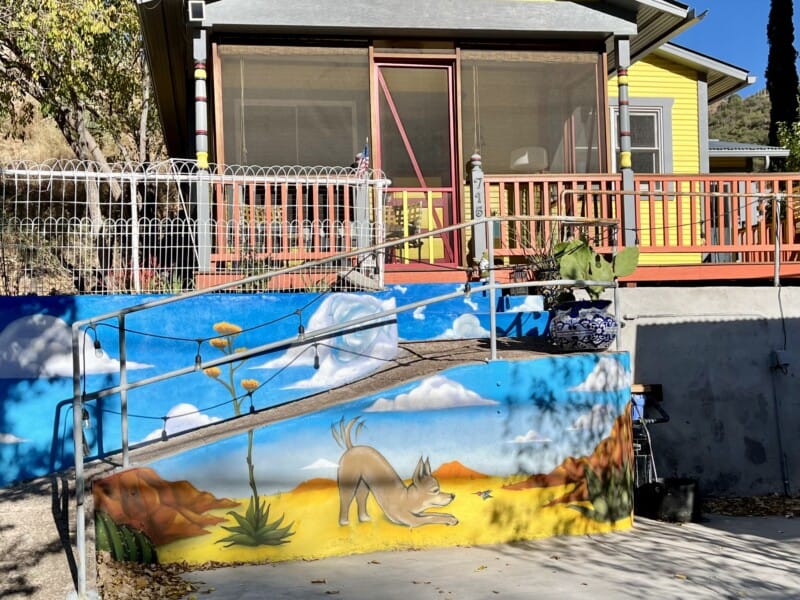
left=673, top=0, right=800, bottom=97
left=150, top=355, right=633, bottom=499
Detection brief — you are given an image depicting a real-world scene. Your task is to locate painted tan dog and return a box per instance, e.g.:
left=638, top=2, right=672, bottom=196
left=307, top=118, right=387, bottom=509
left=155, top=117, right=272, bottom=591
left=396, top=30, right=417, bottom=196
left=332, top=418, right=458, bottom=528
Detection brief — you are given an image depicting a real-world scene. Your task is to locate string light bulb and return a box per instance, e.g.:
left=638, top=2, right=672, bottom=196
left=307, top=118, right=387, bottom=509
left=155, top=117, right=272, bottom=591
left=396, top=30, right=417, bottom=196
left=313, top=344, right=320, bottom=370
left=90, top=325, right=103, bottom=358
left=194, top=339, right=203, bottom=371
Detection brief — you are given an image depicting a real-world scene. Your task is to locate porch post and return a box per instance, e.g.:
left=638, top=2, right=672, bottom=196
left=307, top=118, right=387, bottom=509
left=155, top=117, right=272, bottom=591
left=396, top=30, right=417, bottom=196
left=470, top=153, right=487, bottom=261
left=193, top=25, right=212, bottom=272
left=615, top=37, right=636, bottom=248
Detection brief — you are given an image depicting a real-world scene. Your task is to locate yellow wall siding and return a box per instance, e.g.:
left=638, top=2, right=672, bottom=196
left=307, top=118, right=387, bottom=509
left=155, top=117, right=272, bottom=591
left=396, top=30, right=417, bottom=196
left=610, top=56, right=702, bottom=265
left=609, top=55, right=700, bottom=174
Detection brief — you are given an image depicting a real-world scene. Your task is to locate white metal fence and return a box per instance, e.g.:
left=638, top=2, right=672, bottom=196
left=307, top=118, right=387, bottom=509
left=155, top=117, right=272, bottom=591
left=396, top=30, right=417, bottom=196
left=0, top=160, right=390, bottom=295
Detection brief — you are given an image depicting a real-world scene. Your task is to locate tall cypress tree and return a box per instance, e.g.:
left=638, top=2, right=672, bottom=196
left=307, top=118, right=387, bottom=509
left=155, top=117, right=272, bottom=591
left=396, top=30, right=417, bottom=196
left=766, top=0, right=800, bottom=147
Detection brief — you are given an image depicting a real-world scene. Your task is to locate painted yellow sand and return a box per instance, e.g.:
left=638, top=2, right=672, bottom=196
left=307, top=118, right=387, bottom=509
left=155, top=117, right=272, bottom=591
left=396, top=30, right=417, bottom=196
left=157, top=477, right=633, bottom=565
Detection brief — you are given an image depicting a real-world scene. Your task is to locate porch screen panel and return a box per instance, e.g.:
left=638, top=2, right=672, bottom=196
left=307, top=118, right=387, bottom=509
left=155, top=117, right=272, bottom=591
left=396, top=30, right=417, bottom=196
left=461, top=50, right=604, bottom=174
left=219, top=46, right=370, bottom=167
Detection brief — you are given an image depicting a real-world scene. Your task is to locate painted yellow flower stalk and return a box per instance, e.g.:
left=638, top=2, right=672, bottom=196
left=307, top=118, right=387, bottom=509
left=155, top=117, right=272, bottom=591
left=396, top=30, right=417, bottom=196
left=205, top=321, right=249, bottom=416
left=202, top=321, right=294, bottom=548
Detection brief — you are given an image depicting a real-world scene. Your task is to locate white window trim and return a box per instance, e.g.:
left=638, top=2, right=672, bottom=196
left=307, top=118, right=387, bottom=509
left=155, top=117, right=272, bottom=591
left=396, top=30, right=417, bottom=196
left=609, top=98, right=674, bottom=174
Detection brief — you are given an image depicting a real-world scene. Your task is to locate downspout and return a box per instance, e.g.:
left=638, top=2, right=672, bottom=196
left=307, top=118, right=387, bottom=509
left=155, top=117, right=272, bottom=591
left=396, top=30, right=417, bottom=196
left=615, top=37, right=636, bottom=248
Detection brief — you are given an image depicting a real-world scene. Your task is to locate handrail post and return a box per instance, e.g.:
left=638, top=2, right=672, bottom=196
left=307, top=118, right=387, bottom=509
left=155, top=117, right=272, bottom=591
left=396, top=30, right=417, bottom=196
left=70, top=324, right=88, bottom=598
left=119, top=314, right=129, bottom=468
left=488, top=215, right=497, bottom=361
left=774, top=193, right=782, bottom=287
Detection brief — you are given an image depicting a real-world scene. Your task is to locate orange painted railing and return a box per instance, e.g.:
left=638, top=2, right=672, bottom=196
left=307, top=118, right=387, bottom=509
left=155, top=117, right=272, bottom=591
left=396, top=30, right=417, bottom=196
left=482, top=172, right=800, bottom=282
left=207, top=169, right=800, bottom=286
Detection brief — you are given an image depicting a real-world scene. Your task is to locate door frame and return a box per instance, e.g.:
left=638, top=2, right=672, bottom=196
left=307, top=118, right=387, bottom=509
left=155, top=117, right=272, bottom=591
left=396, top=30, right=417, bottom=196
left=371, top=53, right=462, bottom=269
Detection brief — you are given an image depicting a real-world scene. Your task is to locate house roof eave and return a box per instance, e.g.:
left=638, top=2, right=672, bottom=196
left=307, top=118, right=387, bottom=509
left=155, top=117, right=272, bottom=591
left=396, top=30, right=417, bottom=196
left=709, top=140, right=790, bottom=159
left=656, top=43, right=756, bottom=103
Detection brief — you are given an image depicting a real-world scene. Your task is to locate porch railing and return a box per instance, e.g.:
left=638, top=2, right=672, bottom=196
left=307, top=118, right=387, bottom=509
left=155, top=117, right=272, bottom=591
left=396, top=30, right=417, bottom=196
left=3, top=159, right=799, bottom=295
left=479, top=171, right=800, bottom=281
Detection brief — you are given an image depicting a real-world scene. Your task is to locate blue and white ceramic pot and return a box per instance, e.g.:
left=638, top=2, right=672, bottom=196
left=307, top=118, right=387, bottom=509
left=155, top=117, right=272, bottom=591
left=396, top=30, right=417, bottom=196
left=548, top=300, right=618, bottom=352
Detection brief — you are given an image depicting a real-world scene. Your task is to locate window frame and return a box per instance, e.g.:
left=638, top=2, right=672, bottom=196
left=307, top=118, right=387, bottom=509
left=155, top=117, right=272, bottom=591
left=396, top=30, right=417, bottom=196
left=609, top=98, right=674, bottom=174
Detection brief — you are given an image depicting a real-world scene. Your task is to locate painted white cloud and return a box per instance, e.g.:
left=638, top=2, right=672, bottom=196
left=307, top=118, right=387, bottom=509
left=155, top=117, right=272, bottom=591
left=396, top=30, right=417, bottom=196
left=366, top=374, right=498, bottom=412
left=0, top=315, right=152, bottom=379
left=569, top=357, right=631, bottom=392
left=413, top=306, right=426, bottom=320
left=393, top=285, right=408, bottom=294
left=143, top=403, right=220, bottom=441
left=509, top=430, right=551, bottom=444
left=569, top=404, right=613, bottom=431
left=436, top=313, right=489, bottom=340
left=301, top=458, right=339, bottom=470
left=0, top=433, right=27, bottom=444
left=507, top=296, right=545, bottom=312
left=255, top=294, right=398, bottom=390
left=509, top=429, right=552, bottom=444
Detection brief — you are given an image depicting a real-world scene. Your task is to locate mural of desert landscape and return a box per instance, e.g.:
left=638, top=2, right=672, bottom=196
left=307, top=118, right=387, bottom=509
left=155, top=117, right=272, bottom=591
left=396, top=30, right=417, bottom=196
left=93, top=354, right=634, bottom=564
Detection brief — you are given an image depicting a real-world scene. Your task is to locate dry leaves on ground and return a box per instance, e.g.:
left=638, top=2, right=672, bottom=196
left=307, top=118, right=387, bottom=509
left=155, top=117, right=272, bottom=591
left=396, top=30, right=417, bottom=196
left=96, top=552, right=239, bottom=600
left=702, top=494, right=800, bottom=518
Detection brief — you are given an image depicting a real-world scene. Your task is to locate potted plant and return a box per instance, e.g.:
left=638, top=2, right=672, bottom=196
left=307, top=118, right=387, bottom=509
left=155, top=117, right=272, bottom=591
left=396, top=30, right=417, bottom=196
left=523, top=223, right=567, bottom=305
left=547, top=237, right=639, bottom=352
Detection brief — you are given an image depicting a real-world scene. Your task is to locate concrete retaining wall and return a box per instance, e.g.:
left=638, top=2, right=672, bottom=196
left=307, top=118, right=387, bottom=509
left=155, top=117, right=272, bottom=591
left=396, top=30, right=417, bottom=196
left=614, top=286, right=799, bottom=497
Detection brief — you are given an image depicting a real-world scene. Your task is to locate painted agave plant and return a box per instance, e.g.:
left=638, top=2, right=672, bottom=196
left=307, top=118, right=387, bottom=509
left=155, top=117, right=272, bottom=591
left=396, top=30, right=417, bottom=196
left=569, top=463, right=633, bottom=523
left=217, top=494, right=295, bottom=548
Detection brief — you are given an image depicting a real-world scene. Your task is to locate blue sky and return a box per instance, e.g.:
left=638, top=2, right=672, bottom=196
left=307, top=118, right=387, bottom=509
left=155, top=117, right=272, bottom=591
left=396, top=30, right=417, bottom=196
left=673, top=0, right=800, bottom=97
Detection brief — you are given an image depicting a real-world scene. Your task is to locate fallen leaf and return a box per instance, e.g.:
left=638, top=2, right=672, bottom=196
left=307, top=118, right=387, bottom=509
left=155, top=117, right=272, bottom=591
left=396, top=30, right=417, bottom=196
left=312, top=579, right=327, bottom=584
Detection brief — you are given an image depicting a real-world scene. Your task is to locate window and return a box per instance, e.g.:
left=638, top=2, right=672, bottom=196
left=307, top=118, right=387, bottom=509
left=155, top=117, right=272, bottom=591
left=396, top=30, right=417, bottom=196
left=610, top=99, right=673, bottom=173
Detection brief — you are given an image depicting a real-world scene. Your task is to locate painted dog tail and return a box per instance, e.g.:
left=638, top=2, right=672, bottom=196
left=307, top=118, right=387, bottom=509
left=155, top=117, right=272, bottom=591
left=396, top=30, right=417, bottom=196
left=331, top=416, right=365, bottom=449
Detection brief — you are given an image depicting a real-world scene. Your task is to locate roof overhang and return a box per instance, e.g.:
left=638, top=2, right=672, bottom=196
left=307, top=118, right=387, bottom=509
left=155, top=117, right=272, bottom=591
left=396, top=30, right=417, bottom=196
left=201, top=0, right=639, bottom=39
left=137, top=0, right=192, bottom=159
left=606, top=1, right=700, bottom=70
left=709, top=140, right=790, bottom=159
left=657, top=43, right=756, bottom=103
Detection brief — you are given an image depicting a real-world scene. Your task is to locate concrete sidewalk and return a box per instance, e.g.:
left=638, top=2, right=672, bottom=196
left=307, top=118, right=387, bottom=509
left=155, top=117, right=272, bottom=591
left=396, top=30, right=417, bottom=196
left=180, top=515, right=800, bottom=600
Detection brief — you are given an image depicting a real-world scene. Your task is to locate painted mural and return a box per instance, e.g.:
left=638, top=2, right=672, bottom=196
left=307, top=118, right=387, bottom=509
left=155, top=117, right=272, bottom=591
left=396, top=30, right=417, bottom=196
left=0, top=284, right=548, bottom=488
left=92, top=354, right=633, bottom=565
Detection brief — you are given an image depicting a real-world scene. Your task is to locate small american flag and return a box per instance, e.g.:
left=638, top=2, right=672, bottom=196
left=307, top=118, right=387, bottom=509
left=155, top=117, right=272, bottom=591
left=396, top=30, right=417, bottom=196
left=355, top=140, right=370, bottom=175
